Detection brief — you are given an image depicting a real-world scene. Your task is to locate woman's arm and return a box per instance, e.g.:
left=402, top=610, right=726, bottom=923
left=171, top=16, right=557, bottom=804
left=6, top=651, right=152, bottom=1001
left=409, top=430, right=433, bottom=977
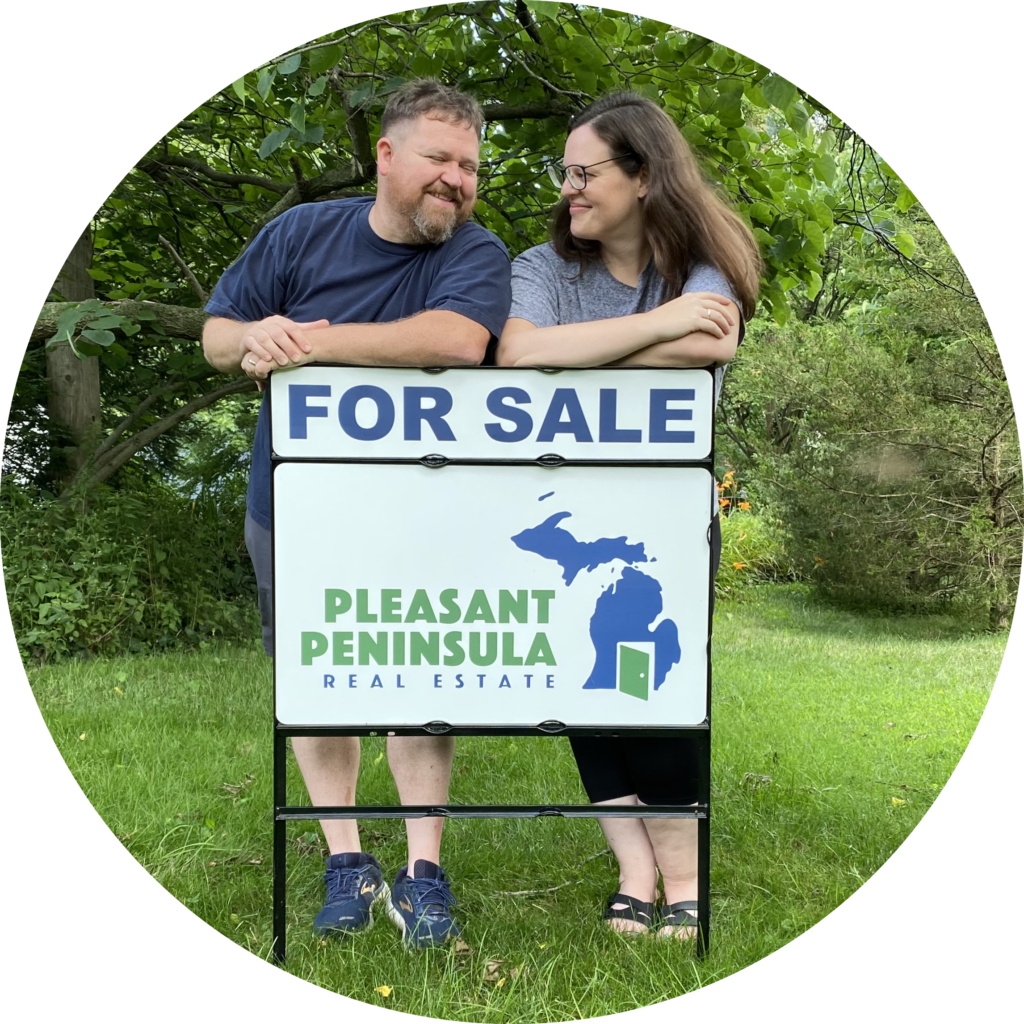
left=496, top=291, right=735, bottom=367
left=613, top=299, right=741, bottom=367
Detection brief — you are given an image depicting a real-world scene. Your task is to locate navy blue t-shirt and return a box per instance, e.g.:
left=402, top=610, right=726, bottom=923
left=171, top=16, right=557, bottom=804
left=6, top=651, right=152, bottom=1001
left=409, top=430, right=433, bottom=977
left=205, top=197, right=512, bottom=528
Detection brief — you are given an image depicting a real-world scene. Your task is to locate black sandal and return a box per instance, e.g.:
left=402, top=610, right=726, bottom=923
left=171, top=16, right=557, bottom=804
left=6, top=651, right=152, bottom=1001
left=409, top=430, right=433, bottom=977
left=657, top=900, right=699, bottom=938
left=603, top=893, right=655, bottom=933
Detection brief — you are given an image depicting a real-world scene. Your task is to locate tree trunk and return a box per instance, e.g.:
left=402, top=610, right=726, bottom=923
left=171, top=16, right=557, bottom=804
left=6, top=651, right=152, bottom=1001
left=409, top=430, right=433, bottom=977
left=47, top=226, right=102, bottom=485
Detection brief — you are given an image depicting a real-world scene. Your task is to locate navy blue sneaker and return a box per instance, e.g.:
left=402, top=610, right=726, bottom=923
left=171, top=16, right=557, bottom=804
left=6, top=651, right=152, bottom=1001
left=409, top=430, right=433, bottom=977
left=387, top=859, right=460, bottom=948
left=312, top=852, right=389, bottom=936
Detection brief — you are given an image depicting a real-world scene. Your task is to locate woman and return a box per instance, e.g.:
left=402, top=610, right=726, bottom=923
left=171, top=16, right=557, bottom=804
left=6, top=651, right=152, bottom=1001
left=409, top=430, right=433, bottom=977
left=497, top=93, right=761, bottom=938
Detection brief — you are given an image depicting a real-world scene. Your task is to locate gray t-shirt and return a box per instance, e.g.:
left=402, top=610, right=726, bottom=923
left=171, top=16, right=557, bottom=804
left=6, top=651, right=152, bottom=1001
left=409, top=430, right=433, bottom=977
left=508, top=242, right=741, bottom=403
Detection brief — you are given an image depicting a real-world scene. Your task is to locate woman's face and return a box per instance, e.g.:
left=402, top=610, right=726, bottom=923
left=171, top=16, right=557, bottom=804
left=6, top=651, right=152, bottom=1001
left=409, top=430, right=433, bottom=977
left=561, top=124, right=647, bottom=244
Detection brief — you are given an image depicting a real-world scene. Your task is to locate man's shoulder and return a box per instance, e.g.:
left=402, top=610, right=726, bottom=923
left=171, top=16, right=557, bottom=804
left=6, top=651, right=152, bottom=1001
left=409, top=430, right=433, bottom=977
left=447, top=219, right=510, bottom=260
left=268, top=196, right=373, bottom=237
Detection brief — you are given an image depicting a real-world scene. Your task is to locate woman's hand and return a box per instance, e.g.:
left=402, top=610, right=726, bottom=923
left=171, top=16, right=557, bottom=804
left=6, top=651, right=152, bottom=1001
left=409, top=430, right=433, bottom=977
left=642, top=292, right=735, bottom=343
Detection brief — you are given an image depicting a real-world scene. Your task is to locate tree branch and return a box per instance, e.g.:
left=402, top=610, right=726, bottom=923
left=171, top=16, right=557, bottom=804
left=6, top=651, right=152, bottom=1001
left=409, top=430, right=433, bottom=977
left=33, top=300, right=208, bottom=343
left=157, top=235, right=208, bottom=305
left=75, top=377, right=256, bottom=490
left=138, top=154, right=291, bottom=194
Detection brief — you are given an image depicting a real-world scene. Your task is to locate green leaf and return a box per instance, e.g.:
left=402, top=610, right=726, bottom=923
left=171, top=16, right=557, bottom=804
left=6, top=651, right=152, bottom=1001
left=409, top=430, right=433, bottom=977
left=87, top=268, right=111, bottom=281
left=813, top=154, right=836, bottom=186
left=257, top=68, right=276, bottom=101
left=895, top=183, right=918, bottom=213
left=81, top=315, right=123, bottom=330
left=744, top=83, right=768, bottom=109
left=526, top=0, right=562, bottom=19
left=309, top=44, right=342, bottom=76
left=278, top=53, right=301, bottom=75
left=748, top=202, right=774, bottom=226
left=805, top=270, right=823, bottom=301
left=803, top=221, right=825, bottom=253
left=307, top=75, right=327, bottom=98
left=121, top=261, right=148, bottom=275
left=785, top=101, right=809, bottom=135
left=55, top=306, right=85, bottom=337
left=231, top=77, right=246, bottom=104
left=379, top=76, right=408, bottom=96
left=258, top=128, right=291, bottom=159
left=812, top=201, right=834, bottom=229
left=761, top=72, right=797, bottom=111
left=892, top=231, right=916, bottom=257
left=81, top=328, right=115, bottom=347
left=299, top=124, right=325, bottom=146
left=289, top=102, right=306, bottom=134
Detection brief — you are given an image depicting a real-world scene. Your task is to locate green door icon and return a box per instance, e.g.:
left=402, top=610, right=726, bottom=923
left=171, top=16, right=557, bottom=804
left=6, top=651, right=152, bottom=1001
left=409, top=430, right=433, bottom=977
left=617, top=644, right=650, bottom=701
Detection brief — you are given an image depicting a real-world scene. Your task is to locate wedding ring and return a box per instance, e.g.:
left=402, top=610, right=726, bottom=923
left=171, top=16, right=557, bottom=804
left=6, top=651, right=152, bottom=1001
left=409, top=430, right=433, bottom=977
left=248, top=356, right=257, bottom=366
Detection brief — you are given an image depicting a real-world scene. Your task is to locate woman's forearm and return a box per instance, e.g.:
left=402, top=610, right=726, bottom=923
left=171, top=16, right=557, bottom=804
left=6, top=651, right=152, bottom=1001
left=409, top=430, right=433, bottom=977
left=613, top=331, right=738, bottom=367
left=497, top=312, right=661, bottom=367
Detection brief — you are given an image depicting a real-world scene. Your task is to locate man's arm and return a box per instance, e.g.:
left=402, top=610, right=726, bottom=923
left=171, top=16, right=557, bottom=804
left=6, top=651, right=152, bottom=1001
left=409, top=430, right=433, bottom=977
left=203, top=308, right=490, bottom=382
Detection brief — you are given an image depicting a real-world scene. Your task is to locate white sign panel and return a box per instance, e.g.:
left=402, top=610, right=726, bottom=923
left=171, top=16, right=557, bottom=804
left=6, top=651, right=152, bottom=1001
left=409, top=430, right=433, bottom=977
left=273, top=463, right=712, bottom=728
left=269, top=366, right=714, bottom=461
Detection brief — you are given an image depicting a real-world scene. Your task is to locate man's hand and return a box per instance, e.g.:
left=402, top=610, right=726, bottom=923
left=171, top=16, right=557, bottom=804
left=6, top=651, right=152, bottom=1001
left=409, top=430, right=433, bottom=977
left=236, top=315, right=329, bottom=390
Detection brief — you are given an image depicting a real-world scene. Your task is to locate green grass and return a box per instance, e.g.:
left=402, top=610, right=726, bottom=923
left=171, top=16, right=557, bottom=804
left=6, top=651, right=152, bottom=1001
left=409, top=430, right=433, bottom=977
left=27, top=586, right=1004, bottom=1020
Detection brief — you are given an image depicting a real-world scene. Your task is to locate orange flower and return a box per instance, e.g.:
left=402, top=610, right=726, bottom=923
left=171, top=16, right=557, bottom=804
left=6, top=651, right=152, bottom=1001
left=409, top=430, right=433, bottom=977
left=738, top=501, right=751, bottom=510
left=719, top=498, right=731, bottom=507
left=732, top=562, right=747, bottom=570
left=813, top=556, right=827, bottom=566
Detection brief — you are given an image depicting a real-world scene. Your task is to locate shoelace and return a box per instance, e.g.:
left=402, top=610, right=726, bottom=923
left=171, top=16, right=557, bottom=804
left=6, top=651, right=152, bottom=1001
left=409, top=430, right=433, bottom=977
left=324, top=866, right=370, bottom=903
left=406, top=876, right=457, bottom=912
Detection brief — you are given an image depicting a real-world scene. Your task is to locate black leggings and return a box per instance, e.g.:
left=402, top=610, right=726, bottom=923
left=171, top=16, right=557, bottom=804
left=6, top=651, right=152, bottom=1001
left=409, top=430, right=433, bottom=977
left=570, top=514, right=720, bottom=806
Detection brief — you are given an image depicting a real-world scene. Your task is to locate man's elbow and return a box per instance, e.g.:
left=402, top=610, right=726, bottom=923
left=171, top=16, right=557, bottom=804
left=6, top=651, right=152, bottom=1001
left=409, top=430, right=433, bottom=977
left=441, top=324, right=490, bottom=365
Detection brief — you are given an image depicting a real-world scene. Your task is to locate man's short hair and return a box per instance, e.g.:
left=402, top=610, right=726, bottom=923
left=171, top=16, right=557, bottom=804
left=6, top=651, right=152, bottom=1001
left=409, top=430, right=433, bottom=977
left=380, top=79, right=484, bottom=139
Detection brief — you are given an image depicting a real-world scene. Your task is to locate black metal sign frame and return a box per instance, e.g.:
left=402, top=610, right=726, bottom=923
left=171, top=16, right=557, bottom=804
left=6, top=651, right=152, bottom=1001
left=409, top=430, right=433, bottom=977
left=269, top=365, right=716, bottom=962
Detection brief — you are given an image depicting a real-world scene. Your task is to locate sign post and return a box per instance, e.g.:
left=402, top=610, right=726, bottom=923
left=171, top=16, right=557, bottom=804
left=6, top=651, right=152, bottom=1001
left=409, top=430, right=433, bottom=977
left=269, top=365, right=715, bottom=960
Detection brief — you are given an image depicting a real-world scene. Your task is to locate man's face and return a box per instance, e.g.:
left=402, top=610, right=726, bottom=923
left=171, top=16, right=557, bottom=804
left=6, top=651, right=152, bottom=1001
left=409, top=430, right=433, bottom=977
left=377, top=114, right=480, bottom=244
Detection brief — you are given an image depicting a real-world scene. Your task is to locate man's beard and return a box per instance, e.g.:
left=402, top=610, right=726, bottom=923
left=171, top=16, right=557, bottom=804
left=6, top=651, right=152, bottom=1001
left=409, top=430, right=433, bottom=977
left=403, top=186, right=472, bottom=244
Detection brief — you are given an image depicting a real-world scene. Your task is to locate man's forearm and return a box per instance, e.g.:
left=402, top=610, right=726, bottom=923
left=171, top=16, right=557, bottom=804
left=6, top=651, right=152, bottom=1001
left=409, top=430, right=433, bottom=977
left=303, top=309, right=488, bottom=367
left=202, top=317, right=248, bottom=374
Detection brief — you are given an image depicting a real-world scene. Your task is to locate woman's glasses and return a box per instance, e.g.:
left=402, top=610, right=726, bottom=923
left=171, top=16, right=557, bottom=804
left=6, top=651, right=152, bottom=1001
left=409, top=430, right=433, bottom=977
left=546, top=154, right=634, bottom=191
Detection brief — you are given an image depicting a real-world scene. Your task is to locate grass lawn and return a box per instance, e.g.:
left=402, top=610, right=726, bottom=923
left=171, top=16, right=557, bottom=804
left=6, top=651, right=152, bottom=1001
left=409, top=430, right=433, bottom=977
left=27, top=586, right=1003, bottom=1021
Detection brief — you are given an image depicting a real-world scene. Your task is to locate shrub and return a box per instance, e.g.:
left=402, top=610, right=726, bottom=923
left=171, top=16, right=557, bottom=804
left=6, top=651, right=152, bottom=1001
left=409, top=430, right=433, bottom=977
left=1, top=481, right=259, bottom=663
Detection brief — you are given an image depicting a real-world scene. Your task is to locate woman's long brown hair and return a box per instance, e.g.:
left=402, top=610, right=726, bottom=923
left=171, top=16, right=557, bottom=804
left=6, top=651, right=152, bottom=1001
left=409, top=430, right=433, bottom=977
left=551, top=93, right=762, bottom=319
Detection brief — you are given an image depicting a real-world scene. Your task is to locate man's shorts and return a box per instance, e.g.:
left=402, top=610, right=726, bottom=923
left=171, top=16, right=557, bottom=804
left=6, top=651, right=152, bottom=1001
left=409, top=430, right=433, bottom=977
left=244, top=512, right=274, bottom=656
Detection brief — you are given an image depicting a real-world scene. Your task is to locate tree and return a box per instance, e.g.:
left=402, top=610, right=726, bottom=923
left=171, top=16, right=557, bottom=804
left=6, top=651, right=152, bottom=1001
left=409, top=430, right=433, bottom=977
left=14, top=2, right=956, bottom=492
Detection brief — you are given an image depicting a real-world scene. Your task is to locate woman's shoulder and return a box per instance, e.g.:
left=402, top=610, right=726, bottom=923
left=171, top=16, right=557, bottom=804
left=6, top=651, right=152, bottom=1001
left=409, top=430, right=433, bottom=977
left=684, top=260, right=739, bottom=305
left=512, top=242, right=577, bottom=274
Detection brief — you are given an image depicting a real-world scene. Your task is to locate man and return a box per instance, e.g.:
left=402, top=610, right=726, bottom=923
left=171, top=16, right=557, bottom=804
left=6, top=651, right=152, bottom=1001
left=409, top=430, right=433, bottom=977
left=202, top=80, right=512, bottom=948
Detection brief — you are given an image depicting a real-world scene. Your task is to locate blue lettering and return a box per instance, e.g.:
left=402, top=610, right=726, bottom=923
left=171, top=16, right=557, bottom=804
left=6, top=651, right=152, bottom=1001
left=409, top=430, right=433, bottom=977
left=599, top=389, right=642, bottom=443
left=348, top=674, right=357, bottom=688
left=455, top=674, right=465, bottom=689
left=434, top=673, right=443, bottom=688
left=537, top=388, right=593, bottom=443
left=289, top=384, right=331, bottom=439
left=485, top=387, right=533, bottom=442
left=404, top=387, right=456, bottom=441
left=396, top=674, right=405, bottom=688
left=524, top=673, right=533, bottom=689
left=477, top=674, right=486, bottom=688
left=499, top=675, right=511, bottom=688
left=649, top=389, right=695, bottom=444
left=338, top=385, right=395, bottom=441
left=371, top=675, right=383, bottom=688
left=323, top=674, right=335, bottom=688
left=546, top=674, right=555, bottom=688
